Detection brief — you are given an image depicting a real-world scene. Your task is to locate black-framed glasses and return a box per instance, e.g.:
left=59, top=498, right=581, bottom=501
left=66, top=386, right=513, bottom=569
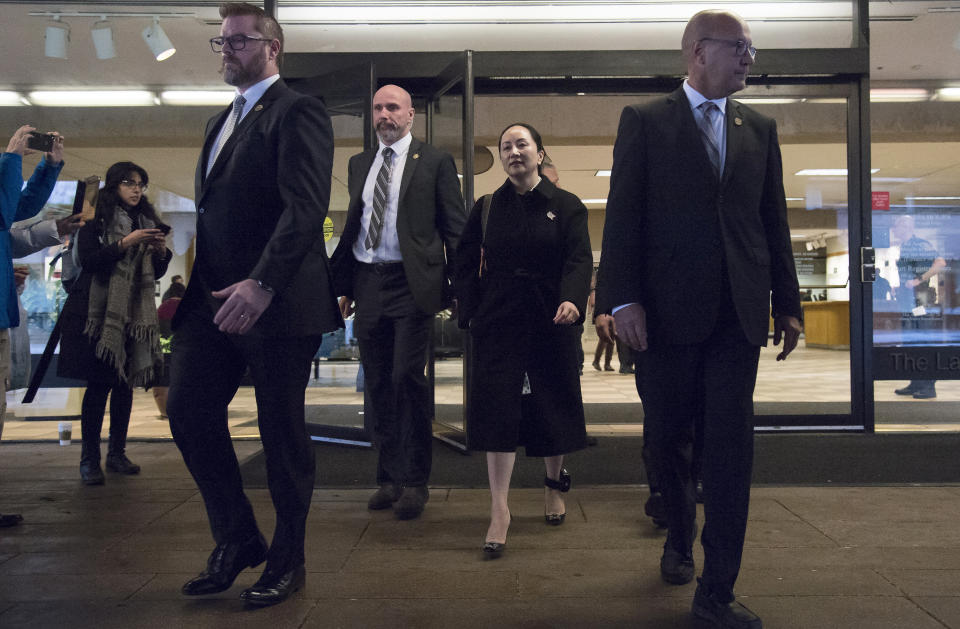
left=209, top=34, right=273, bottom=53
left=699, top=37, right=757, bottom=60
left=120, top=179, right=147, bottom=191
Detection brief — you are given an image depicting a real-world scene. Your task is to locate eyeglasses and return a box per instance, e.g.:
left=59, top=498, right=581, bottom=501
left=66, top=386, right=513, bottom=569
left=699, top=38, right=758, bottom=60
left=209, top=34, right=273, bottom=53
left=120, top=179, right=147, bottom=191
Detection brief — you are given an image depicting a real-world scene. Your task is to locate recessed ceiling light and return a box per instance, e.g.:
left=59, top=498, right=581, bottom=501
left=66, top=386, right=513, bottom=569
left=795, top=169, right=879, bottom=176
left=595, top=170, right=611, bottom=177
left=28, top=90, right=156, bottom=106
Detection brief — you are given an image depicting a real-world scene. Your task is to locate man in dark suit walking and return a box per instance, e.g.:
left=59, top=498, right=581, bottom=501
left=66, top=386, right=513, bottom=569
left=331, top=84, right=465, bottom=520
left=598, top=10, right=802, bottom=628
left=167, top=2, right=340, bottom=607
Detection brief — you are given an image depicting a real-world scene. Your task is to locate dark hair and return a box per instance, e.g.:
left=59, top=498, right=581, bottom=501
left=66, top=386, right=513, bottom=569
left=498, top=122, right=545, bottom=174
left=165, top=282, right=186, bottom=299
left=171, top=275, right=183, bottom=283
left=220, top=2, right=284, bottom=68
left=95, top=161, right=164, bottom=233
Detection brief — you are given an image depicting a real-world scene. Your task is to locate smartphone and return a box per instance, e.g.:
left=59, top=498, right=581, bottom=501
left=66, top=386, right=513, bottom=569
left=26, top=131, right=54, bottom=152
left=71, top=175, right=100, bottom=220
left=156, top=224, right=171, bottom=235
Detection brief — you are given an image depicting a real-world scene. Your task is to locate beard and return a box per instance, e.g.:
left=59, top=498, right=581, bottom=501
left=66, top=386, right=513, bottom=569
left=220, top=49, right=266, bottom=87
left=376, top=120, right=405, bottom=145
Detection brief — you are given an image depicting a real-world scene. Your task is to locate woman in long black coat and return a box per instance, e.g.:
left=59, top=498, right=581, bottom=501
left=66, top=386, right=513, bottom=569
left=456, top=123, right=592, bottom=558
left=58, top=161, right=171, bottom=485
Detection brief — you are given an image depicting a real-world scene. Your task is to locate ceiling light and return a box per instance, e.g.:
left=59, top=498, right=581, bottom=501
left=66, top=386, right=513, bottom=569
left=905, top=196, right=960, bottom=201
left=595, top=170, right=611, bottom=177
left=0, top=92, right=24, bottom=106
left=737, top=98, right=800, bottom=105
left=795, top=169, right=879, bottom=176
left=142, top=18, right=176, bottom=61
left=785, top=197, right=805, bottom=202
left=91, top=19, right=116, bottom=60
left=870, top=88, right=929, bottom=102
left=936, top=88, right=960, bottom=101
left=279, top=2, right=856, bottom=24
left=44, top=17, right=70, bottom=59
left=581, top=198, right=607, bottom=204
left=160, top=90, right=235, bottom=106
left=28, top=90, right=156, bottom=107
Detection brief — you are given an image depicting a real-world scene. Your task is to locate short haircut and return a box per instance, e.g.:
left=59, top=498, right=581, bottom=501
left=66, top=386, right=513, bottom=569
left=219, top=2, right=284, bottom=67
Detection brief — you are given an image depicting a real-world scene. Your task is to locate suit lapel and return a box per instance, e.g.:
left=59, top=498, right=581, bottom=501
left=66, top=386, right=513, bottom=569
left=397, top=137, right=422, bottom=207
left=196, top=108, right=230, bottom=197
left=201, top=80, right=286, bottom=195
left=670, top=88, right=717, bottom=180
left=721, top=100, right=743, bottom=186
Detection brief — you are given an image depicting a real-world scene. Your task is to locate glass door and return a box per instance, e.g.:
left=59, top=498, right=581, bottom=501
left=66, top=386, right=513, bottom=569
left=425, top=51, right=473, bottom=450
left=287, top=63, right=376, bottom=446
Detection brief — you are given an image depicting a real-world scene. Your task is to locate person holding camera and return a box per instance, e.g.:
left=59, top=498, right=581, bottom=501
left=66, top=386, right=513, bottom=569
left=0, top=125, right=65, bottom=527
left=57, top=161, right=171, bottom=486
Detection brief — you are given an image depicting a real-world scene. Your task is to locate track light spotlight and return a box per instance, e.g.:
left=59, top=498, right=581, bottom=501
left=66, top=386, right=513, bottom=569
left=142, top=18, right=175, bottom=61
left=91, top=19, right=116, bottom=60
left=44, top=17, right=70, bottom=59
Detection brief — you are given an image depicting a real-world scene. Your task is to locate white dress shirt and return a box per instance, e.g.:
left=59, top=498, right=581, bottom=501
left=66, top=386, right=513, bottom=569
left=352, top=132, right=412, bottom=263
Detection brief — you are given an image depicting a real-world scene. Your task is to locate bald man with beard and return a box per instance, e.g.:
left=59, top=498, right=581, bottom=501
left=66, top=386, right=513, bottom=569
left=331, top=84, right=466, bottom=521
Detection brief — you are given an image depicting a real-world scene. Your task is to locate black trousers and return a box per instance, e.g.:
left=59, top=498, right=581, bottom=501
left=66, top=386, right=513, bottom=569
left=639, top=304, right=760, bottom=601
left=167, top=311, right=321, bottom=570
left=80, top=379, right=133, bottom=465
left=353, top=263, right=433, bottom=487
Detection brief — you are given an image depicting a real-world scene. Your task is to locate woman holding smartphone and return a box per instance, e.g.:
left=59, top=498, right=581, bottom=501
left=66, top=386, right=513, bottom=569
left=58, top=161, right=172, bottom=485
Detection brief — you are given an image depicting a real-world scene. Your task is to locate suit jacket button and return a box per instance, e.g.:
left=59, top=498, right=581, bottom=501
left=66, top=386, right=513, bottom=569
left=198, top=208, right=205, bottom=214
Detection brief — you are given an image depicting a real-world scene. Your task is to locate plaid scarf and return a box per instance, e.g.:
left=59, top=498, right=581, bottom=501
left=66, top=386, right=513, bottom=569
left=83, top=208, right=162, bottom=387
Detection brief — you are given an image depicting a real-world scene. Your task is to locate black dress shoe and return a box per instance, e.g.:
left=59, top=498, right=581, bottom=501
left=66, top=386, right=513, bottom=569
left=692, top=583, right=762, bottom=628
left=660, top=545, right=695, bottom=585
left=913, top=389, right=937, bottom=399
left=482, top=542, right=505, bottom=559
left=894, top=384, right=916, bottom=395
left=182, top=533, right=268, bottom=596
left=0, top=513, right=23, bottom=527
left=79, top=462, right=105, bottom=485
left=367, top=483, right=402, bottom=510
left=105, top=454, right=141, bottom=475
left=395, top=485, right=429, bottom=520
left=644, top=491, right=667, bottom=528
left=240, top=564, right=305, bottom=606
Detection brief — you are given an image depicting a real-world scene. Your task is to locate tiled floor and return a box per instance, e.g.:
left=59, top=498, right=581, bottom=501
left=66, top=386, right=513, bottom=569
left=2, top=340, right=958, bottom=443
left=2, top=442, right=960, bottom=628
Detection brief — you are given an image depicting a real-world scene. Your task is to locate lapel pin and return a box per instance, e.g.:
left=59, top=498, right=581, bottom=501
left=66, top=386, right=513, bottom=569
left=254, top=104, right=263, bottom=112
left=734, top=117, right=742, bottom=126
left=547, top=211, right=556, bottom=221
left=413, top=153, right=420, bottom=160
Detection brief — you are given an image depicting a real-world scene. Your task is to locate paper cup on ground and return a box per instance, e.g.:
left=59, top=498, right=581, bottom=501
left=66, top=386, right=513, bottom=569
left=58, top=421, right=72, bottom=446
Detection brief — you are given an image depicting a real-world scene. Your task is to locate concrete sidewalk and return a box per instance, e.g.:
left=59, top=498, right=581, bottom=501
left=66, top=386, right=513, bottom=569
left=1, top=441, right=959, bottom=628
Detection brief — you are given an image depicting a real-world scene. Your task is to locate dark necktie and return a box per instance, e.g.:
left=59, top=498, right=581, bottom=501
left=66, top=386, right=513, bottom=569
left=209, top=94, right=246, bottom=173
left=698, top=101, right=722, bottom=177
left=365, top=147, right=395, bottom=250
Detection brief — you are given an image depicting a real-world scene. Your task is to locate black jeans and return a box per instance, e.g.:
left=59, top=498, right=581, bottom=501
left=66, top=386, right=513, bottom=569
left=80, top=379, right=133, bottom=465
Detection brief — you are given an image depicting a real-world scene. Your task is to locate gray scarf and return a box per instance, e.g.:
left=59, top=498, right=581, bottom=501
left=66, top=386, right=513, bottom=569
left=83, top=207, right=162, bottom=386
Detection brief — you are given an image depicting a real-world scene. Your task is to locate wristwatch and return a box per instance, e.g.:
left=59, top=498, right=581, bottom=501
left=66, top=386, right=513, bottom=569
left=255, top=279, right=275, bottom=294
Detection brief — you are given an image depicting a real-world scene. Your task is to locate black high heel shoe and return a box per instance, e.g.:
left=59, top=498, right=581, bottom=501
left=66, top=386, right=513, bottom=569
left=544, top=468, right=571, bottom=525
left=482, top=513, right=511, bottom=559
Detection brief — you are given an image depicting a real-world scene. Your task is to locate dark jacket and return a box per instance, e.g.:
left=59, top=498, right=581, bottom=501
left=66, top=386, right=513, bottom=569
left=176, top=79, right=342, bottom=337
left=330, top=137, right=466, bottom=315
left=597, top=87, right=801, bottom=347
left=58, top=209, right=171, bottom=383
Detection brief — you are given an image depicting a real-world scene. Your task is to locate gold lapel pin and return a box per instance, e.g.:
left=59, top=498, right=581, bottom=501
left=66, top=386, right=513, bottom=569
left=254, top=104, right=264, bottom=112
left=734, top=117, right=742, bottom=126
left=413, top=153, right=420, bottom=159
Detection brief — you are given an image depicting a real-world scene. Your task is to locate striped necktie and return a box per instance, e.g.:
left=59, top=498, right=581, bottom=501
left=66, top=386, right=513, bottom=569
left=209, top=94, right=246, bottom=172
left=698, top=101, right=722, bottom=177
left=365, top=147, right=395, bottom=250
